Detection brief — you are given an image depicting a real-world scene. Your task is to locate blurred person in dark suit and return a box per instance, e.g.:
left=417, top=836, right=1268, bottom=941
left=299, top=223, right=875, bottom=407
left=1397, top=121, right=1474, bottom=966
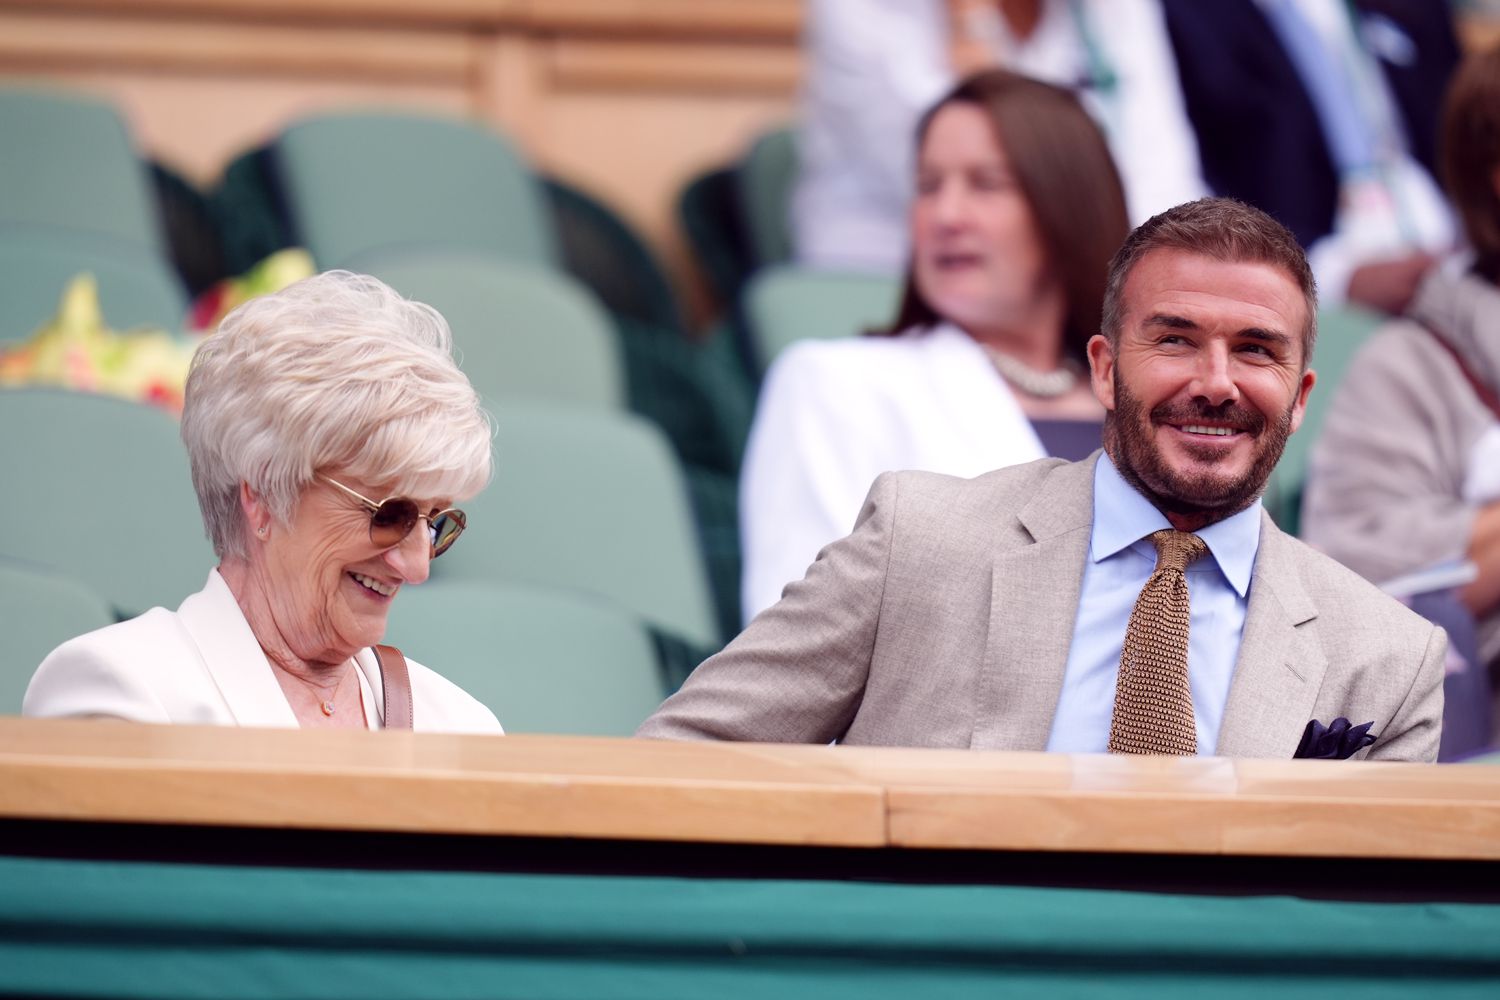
left=1161, top=0, right=1462, bottom=314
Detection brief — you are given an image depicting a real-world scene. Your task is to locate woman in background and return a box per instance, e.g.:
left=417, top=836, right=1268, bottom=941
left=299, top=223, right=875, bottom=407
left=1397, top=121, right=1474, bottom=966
left=741, top=69, right=1130, bottom=620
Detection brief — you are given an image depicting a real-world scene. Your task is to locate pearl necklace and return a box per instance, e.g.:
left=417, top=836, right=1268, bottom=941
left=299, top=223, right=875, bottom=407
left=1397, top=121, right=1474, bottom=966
left=981, top=345, right=1080, bottom=398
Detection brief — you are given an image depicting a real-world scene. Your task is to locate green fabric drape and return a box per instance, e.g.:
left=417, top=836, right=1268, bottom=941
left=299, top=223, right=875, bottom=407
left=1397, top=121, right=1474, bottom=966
left=2, top=854, right=1499, bottom=999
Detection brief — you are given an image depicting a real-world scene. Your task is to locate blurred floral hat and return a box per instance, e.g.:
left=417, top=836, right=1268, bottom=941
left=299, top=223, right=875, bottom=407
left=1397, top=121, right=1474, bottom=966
left=0, top=248, right=315, bottom=416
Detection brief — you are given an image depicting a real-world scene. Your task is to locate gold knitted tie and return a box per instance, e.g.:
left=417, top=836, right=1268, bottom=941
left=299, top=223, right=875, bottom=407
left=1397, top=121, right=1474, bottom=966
left=1108, top=529, right=1208, bottom=756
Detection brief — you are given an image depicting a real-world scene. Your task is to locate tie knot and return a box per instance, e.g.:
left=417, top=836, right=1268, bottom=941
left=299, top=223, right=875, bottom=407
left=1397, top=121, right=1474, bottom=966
left=1150, top=529, right=1207, bottom=573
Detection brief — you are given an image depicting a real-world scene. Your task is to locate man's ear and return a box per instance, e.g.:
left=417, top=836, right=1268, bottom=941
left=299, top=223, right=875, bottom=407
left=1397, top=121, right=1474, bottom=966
left=1287, top=367, right=1317, bottom=436
left=1087, top=334, right=1116, bottom=411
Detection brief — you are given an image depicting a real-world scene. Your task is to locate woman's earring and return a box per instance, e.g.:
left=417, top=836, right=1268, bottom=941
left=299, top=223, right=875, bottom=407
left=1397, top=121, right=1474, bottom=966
left=257, top=526, right=268, bottom=538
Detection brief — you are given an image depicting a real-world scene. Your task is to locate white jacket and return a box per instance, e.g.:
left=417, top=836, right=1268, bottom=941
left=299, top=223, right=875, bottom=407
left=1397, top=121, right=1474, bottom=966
left=24, top=569, right=503, bottom=733
left=739, top=324, right=1048, bottom=620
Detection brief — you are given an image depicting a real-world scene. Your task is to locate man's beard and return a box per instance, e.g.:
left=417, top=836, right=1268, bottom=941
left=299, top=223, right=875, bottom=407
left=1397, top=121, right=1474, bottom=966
left=1105, top=375, right=1295, bottom=525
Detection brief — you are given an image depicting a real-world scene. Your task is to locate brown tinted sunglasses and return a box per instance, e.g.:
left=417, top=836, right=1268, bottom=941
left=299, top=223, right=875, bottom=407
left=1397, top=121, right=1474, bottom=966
left=318, top=474, right=466, bottom=558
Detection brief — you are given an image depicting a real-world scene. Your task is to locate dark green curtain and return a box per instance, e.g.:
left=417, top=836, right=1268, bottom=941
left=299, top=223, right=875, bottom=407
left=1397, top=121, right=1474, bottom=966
left=3, top=854, right=1499, bottom=999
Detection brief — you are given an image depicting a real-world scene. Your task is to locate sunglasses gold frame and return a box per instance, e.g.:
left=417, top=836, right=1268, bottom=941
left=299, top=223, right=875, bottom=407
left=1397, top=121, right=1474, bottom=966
left=317, top=474, right=466, bottom=558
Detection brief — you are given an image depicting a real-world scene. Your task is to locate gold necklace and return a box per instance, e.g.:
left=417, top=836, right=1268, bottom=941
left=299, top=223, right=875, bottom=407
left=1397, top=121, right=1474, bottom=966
left=314, top=667, right=353, bottom=717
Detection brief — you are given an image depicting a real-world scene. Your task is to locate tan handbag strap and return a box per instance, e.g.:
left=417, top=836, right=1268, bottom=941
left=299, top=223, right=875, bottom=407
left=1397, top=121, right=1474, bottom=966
left=373, top=644, right=414, bottom=731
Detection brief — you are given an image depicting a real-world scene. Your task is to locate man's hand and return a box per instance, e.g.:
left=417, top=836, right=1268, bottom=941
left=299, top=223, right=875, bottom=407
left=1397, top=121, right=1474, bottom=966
left=1462, top=500, right=1500, bottom=618
left=1345, top=252, right=1439, bottom=315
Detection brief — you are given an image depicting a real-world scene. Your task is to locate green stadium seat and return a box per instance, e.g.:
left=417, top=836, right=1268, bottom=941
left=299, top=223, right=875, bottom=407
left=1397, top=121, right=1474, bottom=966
left=433, top=401, right=719, bottom=650
left=0, top=388, right=214, bottom=618
left=349, top=249, right=626, bottom=411
left=0, top=562, right=114, bottom=715
left=742, top=264, right=902, bottom=374
left=542, top=176, right=687, bottom=335
left=0, top=87, right=163, bottom=253
left=382, top=580, right=664, bottom=736
left=677, top=165, right=752, bottom=310
left=736, top=125, right=798, bottom=269
left=0, top=227, right=187, bottom=344
left=1265, top=305, right=1386, bottom=534
left=274, top=110, right=557, bottom=269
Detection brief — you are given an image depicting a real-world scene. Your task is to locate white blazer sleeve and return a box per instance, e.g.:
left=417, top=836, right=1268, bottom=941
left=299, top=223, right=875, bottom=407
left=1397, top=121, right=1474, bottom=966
left=24, top=629, right=173, bottom=723
left=803, top=0, right=952, bottom=201
left=740, top=344, right=893, bottom=622
left=793, top=0, right=953, bottom=267
left=1092, top=0, right=1210, bottom=224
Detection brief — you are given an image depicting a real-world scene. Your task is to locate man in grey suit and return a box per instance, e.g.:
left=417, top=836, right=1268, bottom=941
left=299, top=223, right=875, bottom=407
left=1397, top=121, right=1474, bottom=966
left=639, top=198, right=1444, bottom=761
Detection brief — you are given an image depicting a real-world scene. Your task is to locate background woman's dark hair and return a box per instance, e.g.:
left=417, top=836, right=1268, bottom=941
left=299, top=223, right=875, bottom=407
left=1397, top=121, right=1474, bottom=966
left=1442, top=43, right=1500, bottom=282
left=878, top=69, right=1130, bottom=364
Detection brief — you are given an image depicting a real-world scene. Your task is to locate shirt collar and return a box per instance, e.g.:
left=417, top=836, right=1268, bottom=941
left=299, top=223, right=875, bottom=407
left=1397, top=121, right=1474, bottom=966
left=1091, top=453, right=1261, bottom=598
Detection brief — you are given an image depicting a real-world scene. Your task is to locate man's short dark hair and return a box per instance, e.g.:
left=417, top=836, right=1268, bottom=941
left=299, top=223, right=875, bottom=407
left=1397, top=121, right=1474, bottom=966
left=1101, top=198, right=1318, bottom=364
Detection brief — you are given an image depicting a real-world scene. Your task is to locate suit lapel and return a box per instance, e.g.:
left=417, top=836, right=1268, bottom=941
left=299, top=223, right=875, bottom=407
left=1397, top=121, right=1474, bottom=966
left=972, top=456, right=1096, bottom=751
left=1215, top=514, right=1326, bottom=758
left=178, top=570, right=300, bottom=727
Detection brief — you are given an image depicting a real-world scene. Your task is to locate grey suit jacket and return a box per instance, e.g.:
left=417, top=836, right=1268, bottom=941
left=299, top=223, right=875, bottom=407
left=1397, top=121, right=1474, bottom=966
left=639, top=455, right=1445, bottom=761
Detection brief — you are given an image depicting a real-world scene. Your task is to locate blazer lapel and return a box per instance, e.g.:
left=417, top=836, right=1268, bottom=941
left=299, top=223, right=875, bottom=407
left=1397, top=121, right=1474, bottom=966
left=177, top=570, right=300, bottom=727
left=972, top=456, right=1096, bottom=751
left=922, top=325, right=1048, bottom=470
left=1215, top=514, right=1327, bottom=758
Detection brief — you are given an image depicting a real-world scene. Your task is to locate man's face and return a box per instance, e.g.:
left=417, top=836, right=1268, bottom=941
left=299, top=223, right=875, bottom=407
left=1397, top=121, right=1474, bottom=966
left=1087, top=250, right=1316, bottom=524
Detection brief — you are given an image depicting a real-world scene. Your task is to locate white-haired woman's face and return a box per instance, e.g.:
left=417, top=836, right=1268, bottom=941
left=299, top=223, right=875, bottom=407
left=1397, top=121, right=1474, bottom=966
left=911, top=102, right=1059, bottom=338
left=254, top=474, right=447, bottom=664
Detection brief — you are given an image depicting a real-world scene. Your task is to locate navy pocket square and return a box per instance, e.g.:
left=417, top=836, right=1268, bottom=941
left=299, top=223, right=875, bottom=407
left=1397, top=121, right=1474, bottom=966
left=1294, top=717, right=1377, bottom=760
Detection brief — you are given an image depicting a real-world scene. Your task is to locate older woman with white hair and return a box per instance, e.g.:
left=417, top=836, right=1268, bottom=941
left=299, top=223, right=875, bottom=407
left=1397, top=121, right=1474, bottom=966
left=24, top=271, right=502, bottom=732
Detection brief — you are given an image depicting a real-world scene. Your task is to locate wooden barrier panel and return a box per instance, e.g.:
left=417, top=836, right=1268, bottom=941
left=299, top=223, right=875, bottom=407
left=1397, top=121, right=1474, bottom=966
left=4, top=717, right=1499, bottom=998
left=0, top=719, right=886, bottom=846
left=2, top=717, right=1497, bottom=860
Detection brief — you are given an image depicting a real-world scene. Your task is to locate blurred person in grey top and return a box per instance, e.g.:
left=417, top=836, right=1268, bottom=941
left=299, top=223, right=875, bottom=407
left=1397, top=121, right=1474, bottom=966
left=1303, top=45, right=1500, bottom=750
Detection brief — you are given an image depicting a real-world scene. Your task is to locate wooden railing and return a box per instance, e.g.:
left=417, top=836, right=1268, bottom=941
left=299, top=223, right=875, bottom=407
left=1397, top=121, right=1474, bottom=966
left=2, top=717, right=1496, bottom=860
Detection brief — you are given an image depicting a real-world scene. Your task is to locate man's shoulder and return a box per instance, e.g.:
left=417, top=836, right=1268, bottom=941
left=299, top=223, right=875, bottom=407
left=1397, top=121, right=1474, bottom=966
left=1257, top=520, right=1444, bottom=762
left=882, top=456, right=1078, bottom=512
left=867, top=457, right=1085, bottom=556
left=1262, top=524, right=1435, bottom=642
left=1338, top=318, right=1452, bottom=387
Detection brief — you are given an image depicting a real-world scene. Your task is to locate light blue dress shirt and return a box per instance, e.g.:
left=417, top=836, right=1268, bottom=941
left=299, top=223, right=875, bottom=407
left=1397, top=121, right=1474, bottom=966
left=1044, top=454, right=1263, bottom=755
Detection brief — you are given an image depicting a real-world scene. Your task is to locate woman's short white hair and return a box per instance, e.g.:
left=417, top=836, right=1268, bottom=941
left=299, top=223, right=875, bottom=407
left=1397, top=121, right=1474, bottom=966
left=182, top=270, right=493, bottom=559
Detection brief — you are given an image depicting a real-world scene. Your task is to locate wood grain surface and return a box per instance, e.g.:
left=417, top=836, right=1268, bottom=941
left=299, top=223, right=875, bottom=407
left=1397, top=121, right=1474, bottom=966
left=2, top=717, right=1496, bottom=859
